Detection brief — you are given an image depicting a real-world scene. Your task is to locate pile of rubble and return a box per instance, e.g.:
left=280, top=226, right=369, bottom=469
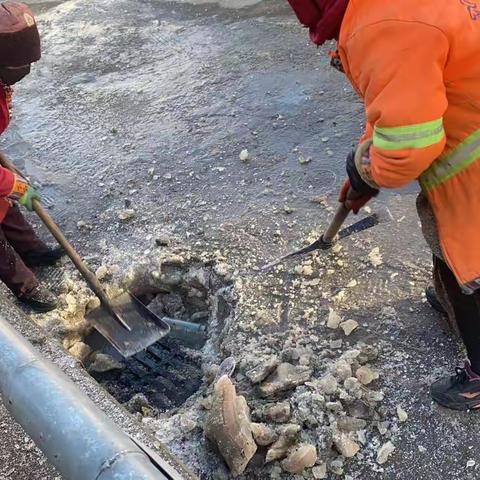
left=201, top=333, right=403, bottom=478
left=31, top=239, right=408, bottom=479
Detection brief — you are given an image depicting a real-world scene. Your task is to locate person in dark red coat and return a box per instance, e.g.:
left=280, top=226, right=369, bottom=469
left=0, top=2, right=63, bottom=312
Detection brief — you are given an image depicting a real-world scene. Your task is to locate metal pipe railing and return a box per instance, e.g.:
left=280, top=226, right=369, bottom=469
left=0, top=314, right=175, bottom=480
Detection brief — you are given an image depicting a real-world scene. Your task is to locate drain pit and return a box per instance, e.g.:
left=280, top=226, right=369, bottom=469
left=85, top=260, right=234, bottom=415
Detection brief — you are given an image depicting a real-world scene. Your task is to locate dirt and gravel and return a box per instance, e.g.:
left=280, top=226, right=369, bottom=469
left=0, top=0, right=478, bottom=479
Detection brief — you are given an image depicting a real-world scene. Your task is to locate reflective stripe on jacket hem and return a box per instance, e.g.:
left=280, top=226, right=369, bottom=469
left=420, top=128, right=480, bottom=191
left=462, top=278, right=480, bottom=295
left=373, top=118, right=445, bottom=150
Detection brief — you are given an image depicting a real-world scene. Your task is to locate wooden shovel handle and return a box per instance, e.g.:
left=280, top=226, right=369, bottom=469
left=0, top=151, right=130, bottom=330
left=322, top=189, right=364, bottom=244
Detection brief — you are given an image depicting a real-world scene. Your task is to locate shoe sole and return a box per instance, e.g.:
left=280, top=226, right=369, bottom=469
left=17, top=300, right=58, bottom=314
left=431, top=393, right=480, bottom=411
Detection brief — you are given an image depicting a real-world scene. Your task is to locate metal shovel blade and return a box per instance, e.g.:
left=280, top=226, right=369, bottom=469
left=86, top=292, right=170, bottom=357
left=261, top=206, right=393, bottom=271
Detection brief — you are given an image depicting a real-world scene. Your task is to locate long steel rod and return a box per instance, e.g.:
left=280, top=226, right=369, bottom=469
left=0, top=315, right=174, bottom=480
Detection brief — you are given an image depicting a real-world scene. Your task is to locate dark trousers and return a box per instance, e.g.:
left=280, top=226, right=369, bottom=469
left=0, top=205, right=46, bottom=296
left=434, top=256, right=480, bottom=372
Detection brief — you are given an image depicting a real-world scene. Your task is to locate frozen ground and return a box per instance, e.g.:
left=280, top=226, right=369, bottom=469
left=0, top=0, right=476, bottom=479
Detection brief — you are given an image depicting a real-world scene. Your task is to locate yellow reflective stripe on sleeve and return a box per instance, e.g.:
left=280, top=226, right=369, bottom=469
left=373, top=118, right=445, bottom=150
left=420, top=128, right=480, bottom=191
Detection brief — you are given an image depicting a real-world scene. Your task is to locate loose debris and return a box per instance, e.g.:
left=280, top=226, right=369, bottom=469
left=259, top=363, right=313, bottom=397
left=327, top=308, right=342, bottom=329
left=368, top=247, right=383, bottom=267
left=88, top=353, right=124, bottom=373
left=118, top=208, right=135, bottom=221
left=340, top=320, right=359, bottom=336
left=376, top=441, right=395, bottom=465
left=204, top=375, right=257, bottom=477
left=239, top=149, right=249, bottom=162
left=396, top=406, right=408, bottom=423
left=68, top=341, right=92, bottom=363
left=281, top=444, right=317, bottom=474
left=31, top=235, right=406, bottom=479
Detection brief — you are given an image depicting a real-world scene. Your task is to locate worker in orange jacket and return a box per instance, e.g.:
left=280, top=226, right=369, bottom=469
left=287, top=0, right=480, bottom=410
left=0, top=2, right=63, bottom=312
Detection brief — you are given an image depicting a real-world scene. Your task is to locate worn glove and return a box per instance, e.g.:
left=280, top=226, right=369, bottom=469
left=9, top=174, right=41, bottom=211
left=339, top=178, right=375, bottom=214
left=340, top=149, right=379, bottom=214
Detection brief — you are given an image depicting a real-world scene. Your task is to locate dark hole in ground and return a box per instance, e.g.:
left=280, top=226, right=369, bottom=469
left=86, top=260, right=234, bottom=415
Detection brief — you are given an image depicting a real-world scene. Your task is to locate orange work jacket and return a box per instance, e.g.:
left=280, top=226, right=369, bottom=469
left=338, top=0, right=480, bottom=293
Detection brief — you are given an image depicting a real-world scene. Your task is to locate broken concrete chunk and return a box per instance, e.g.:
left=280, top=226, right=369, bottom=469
left=368, top=247, right=383, bottom=267
left=259, top=363, right=312, bottom=397
left=346, top=400, right=373, bottom=420
left=246, top=356, right=279, bottom=384
left=330, top=458, right=345, bottom=475
left=326, top=401, right=343, bottom=412
left=301, top=265, right=314, bottom=277
left=377, top=441, right=395, bottom=465
left=355, top=366, right=379, bottom=385
left=251, top=423, right=278, bottom=446
left=281, top=444, right=317, bottom=474
left=155, top=233, right=172, bottom=247
left=341, top=349, right=361, bottom=364
left=261, top=402, right=291, bottom=423
left=95, top=265, right=110, bottom=281
left=239, top=149, right=249, bottom=162
left=343, top=377, right=362, bottom=396
left=88, top=353, right=124, bottom=373
left=333, top=433, right=360, bottom=458
left=365, top=390, right=385, bottom=404
left=377, top=421, right=389, bottom=435
left=357, top=344, right=379, bottom=364
left=397, top=406, right=408, bottom=422
left=204, top=375, right=257, bottom=477
left=318, top=374, right=338, bottom=395
left=340, top=320, right=359, bottom=336
left=330, top=339, right=343, bottom=349
left=337, top=416, right=367, bottom=432
left=68, top=342, right=92, bottom=363
left=327, top=308, right=342, bottom=329
left=118, top=208, right=135, bottom=221
left=334, top=359, right=352, bottom=381
left=312, top=463, right=328, bottom=479
left=265, top=424, right=301, bottom=463
left=124, top=393, right=151, bottom=415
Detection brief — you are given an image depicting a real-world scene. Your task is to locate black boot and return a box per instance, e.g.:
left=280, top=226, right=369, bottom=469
left=22, top=246, right=65, bottom=267
left=17, top=285, right=58, bottom=313
left=431, top=361, right=480, bottom=410
left=426, top=286, right=446, bottom=315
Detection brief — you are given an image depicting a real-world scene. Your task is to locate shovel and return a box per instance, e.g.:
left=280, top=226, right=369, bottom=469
left=0, top=152, right=170, bottom=357
left=262, top=191, right=393, bottom=271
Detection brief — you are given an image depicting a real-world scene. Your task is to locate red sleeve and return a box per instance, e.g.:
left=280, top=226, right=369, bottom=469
left=0, top=87, right=10, bottom=135
left=0, top=167, right=15, bottom=197
left=0, top=87, right=14, bottom=197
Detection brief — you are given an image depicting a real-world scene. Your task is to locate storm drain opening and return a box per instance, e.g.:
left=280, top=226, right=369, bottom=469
left=84, top=258, right=235, bottom=417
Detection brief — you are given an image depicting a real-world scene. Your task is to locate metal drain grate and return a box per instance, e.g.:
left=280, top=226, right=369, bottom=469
left=91, top=337, right=203, bottom=412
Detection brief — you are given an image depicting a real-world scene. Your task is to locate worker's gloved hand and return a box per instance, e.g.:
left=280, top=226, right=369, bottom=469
left=340, top=148, right=379, bottom=214
left=9, top=174, right=41, bottom=211
left=339, top=178, right=376, bottom=213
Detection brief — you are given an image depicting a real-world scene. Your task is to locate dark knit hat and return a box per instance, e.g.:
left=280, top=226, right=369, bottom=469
left=0, top=2, right=40, bottom=67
